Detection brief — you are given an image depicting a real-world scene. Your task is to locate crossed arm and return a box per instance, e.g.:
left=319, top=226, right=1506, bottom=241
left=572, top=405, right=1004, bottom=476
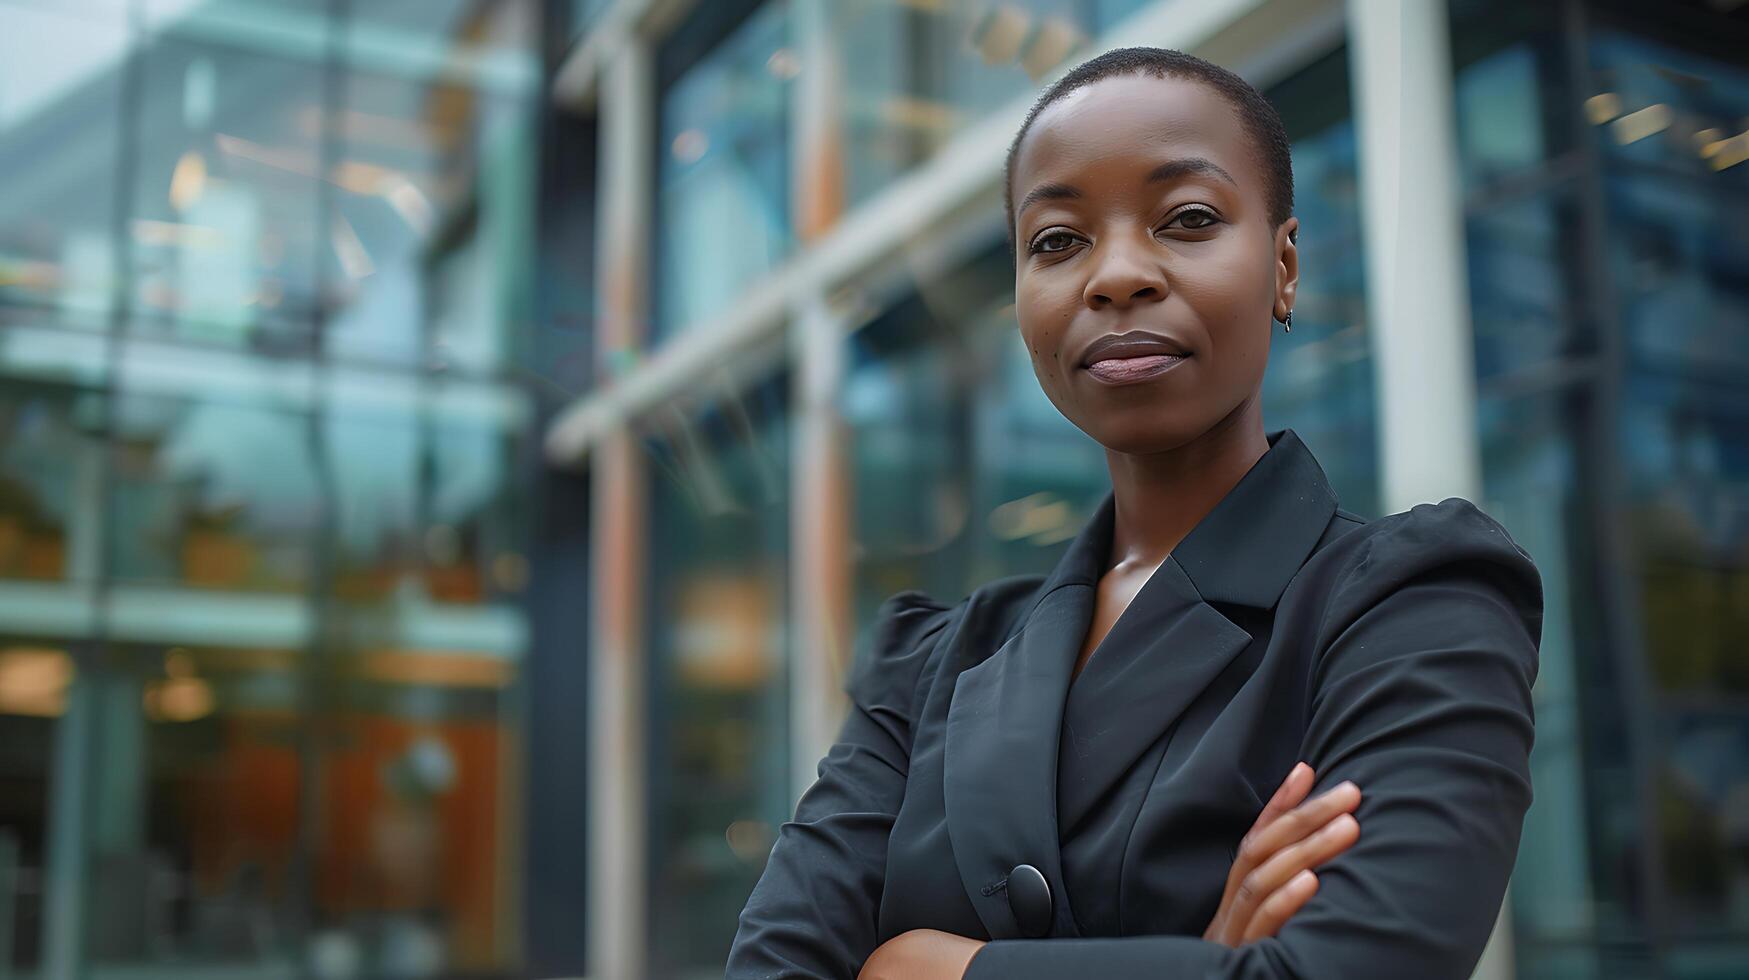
left=731, top=517, right=1541, bottom=980
left=860, top=763, right=1365, bottom=978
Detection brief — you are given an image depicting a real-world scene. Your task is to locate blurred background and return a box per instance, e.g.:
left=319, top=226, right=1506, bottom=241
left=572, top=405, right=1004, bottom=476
left=0, top=0, right=1744, bottom=978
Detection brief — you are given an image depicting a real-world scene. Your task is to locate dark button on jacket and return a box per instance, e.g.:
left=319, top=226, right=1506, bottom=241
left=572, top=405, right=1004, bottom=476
left=1006, top=864, right=1052, bottom=938
left=726, top=429, right=1543, bottom=980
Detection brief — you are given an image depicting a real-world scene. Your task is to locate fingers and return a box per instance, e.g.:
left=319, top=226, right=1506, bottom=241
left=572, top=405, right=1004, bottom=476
left=1252, top=762, right=1315, bottom=836
left=1210, top=761, right=1315, bottom=930
left=1241, top=870, right=1320, bottom=944
left=1245, top=810, right=1358, bottom=908
left=1215, top=778, right=1363, bottom=946
left=1235, top=779, right=1361, bottom=873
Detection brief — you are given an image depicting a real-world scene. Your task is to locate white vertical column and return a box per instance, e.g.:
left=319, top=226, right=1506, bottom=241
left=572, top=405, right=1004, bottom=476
left=588, top=27, right=653, bottom=980
left=788, top=291, right=853, bottom=804
left=786, top=0, right=854, bottom=805
left=1347, top=0, right=1481, bottom=508
left=1348, top=4, right=1513, bottom=980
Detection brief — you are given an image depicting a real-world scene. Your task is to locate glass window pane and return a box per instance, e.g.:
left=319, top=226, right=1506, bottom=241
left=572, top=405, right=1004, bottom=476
left=1621, top=371, right=1749, bottom=944
left=843, top=273, right=1108, bottom=619
left=1607, top=172, right=1749, bottom=376
left=1589, top=33, right=1749, bottom=189
left=645, top=374, right=791, bottom=974
left=1480, top=393, right=1606, bottom=955
left=0, top=632, right=71, bottom=976
left=326, top=374, right=422, bottom=601
left=327, top=67, right=538, bottom=372
left=654, top=1, right=793, bottom=341
left=110, top=348, right=319, bottom=594
left=1260, top=54, right=1378, bottom=517
left=130, top=33, right=327, bottom=348
left=1454, top=44, right=1549, bottom=191
left=0, top=6, right=128, bottom=329
left=1466, top=188, right=1583, bottom=382
left=426, top=396, right=529, bottom=606
left=0, top=379, right=106, bottom=585
left=833, top=1, right=1103, bottom=210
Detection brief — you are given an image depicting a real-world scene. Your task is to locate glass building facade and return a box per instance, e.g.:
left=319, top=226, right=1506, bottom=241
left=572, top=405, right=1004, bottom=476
left=0, top=1, right=547, bottom=977
left=4, top=0, right=1747, bottom=978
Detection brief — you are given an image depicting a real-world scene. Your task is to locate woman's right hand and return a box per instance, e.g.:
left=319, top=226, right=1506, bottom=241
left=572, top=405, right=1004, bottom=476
left=1202, top=762, right=1362, bottom=947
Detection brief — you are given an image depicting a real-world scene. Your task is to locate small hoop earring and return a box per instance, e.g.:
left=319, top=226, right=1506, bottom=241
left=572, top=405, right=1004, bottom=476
left=1283, top=310, right=1293, bottom=333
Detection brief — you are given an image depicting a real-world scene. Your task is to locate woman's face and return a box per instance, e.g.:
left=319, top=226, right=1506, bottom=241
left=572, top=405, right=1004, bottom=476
left=1010, top=73, right=1297, bottom=456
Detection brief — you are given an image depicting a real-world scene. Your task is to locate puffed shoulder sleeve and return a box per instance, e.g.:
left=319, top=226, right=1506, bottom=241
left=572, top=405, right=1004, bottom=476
left=965, top=498, right=1543, bottom=980
left=845, top=589, right=956, bottom=720
left=726, top=590, right=956, bottom=980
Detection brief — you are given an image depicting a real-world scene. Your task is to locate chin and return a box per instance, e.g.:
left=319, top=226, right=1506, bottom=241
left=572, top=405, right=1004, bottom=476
left=1075, top=411, right=1208, bottom=457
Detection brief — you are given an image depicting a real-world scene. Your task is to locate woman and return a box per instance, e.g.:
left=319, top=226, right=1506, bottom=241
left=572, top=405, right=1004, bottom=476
left=727, top=47, right=1541, bottom=980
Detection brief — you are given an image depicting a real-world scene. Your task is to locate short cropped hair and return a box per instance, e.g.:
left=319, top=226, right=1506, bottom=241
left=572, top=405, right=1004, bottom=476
left=1003, top=47, right=1295, bottom=259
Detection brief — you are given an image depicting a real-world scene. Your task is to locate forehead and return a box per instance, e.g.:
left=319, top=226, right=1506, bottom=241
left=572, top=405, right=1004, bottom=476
left=1013, top=73, right=1256, bottom=195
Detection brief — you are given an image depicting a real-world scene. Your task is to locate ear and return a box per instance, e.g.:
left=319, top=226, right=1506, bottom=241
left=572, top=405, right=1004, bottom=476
left=1273, top=217, right=1300, bottom=322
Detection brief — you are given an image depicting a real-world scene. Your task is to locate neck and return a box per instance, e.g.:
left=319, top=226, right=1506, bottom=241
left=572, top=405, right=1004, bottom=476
left=1103, top=398, right=1269, bottom=575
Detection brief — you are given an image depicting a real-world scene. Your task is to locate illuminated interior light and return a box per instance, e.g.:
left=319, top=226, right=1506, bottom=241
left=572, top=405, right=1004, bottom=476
left=1609, top=103, right=1672, bottom=145
left=1020, top=17, right=1083, bottom=80
left=331, top=215, right=376, bottom=280
left=385, top=177, right=436, bottom=234
left=1583, top=92, right=1621, bottom=125
left=132, top=219, right=225, bottom=249
left=766, top=47, right=800, bottom=79
left=1705, top=132, right=1749, bottom=170
left=216, top=133, right=320, bottom=179
left=169, top=149, right=207, bottom=212
left=672, top=128, right=709, bottom=163
left=971, top=5, right=1029, bottom=65
left=0, top=648, right=72, bottom=717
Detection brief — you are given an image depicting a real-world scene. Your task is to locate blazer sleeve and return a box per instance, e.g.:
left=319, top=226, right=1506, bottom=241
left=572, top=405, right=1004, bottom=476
left=965, top=498, right=1543, bottom=980
left=725, top=589, right=956, bottom=980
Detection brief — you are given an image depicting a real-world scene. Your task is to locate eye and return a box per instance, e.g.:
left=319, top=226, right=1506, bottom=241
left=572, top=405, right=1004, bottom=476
left=1027, top=229, right=1080, bottom=255
left=1164, top=207, right=1221, bottom=231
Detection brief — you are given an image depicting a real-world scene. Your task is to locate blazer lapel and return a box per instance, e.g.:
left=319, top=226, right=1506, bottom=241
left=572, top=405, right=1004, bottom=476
left=1056, top=557, right=1252, bottom=837
left=939, top=429, right=1340, bottom=938
left=941, top=489, right=1111, bottom=940
left=1058, top=428, right=1339, bottom=835
left=944, top=585, right=1086, bottom=938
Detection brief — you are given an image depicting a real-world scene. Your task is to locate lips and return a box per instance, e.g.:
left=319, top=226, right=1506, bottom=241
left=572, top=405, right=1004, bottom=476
left=1077, top=331, right=1192, bottom=385
left=1078, top=331, right=1190, bottom=367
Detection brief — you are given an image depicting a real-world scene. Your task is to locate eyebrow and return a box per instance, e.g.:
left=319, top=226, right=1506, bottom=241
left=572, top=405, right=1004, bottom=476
left=1015, top=157, right=1238, bottom=219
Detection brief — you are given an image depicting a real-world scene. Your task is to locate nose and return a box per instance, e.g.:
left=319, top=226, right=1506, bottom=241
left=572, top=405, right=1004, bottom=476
left=1083, top=233, right=1167, bottom=310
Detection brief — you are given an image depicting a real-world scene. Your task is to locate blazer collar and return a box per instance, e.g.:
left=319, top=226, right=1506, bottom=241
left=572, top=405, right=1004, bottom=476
left=940, top=428, right=1339, bottom=938
left=1037, top=428, right=1338, bottom=611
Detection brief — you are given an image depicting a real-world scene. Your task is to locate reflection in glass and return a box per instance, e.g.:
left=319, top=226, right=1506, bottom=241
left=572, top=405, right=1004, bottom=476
left=844, top=280, right=1107, bottom=620
left=646, top=375, right=791, bottom=975
left=130, top=33, right=328, bottom=348
left=831, top=0, right=1161, bottom=210
left=1625, top=374, right=1749, bottom=697
left=111, top=385, right=319, bottom=594
left=0, top=6, right=128, bottom=328
left=1465, top=189, right=1578, bottom=382
left=1589, top=32, right=1749, bottom=189
left=0, top=634, right=67, bottom=975
left=1454, top=43, right=1548, bottom=192
left=1607, top=171, right=1749, bottom=376
left=0, top=0, right=538, bottom=974
left=1479, top=393, right=1602, bottom=962
left=655, top=1, right=793, bottom=340
left=1260, top=54, right=1377, bottom=518
left=0, top=385, right=103, bottom=584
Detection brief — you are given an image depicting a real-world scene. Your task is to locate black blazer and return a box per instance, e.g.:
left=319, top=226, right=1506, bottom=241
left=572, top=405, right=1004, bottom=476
left=726, top=428, right=1542, bottom=979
